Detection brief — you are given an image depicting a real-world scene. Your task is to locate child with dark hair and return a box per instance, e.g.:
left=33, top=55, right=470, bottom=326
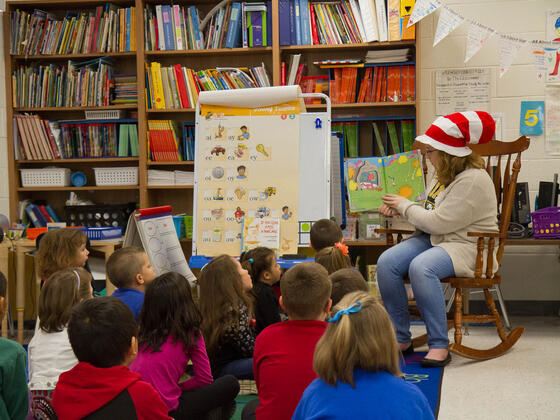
left=243, top=262, right=332, bottom=420
left=106, top=246, right=156, bottom=321
left=329, top=268, right=369, bottom=306
left=240, top=247, right=282, bottom=335
left=309, top=219, right=343, bottom=252
left=198, top=255, right=255, bottom=379
left=314, top=246, right=351, bottom=274
left=0, top=271, right=28, bottom=420
left=130, top=272, right=239, bottom=419
left=28, top=268, right=93, bottom=417
left=52, top=297, right=170, bottom=420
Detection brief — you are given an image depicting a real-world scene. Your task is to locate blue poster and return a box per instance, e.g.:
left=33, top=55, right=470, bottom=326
left=520, top=101, right=544, bottom=135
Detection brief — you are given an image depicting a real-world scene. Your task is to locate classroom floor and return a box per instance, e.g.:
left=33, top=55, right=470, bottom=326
left=20, top=316, right=560, bottom=419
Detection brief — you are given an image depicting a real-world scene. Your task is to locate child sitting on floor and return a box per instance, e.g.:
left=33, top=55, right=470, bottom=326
left=36, top=228, right=89, bottom=283
left=243, top=262, right=332, bottom=420
left=292, top=291, right=434, bottom=420
left=130, top=272, right=239, bottom=419
left=28, top=268, right=93, bottom=417
left=329, top=268, right=368, bottom=306
left=309, top=218, right=343, bottom=252
left=0, top=271, right=28, bottom=420
left=240, top=247, right=282, bottom=335
left=106, top=246, right=155, bottom=321
left=314, top=245, right=351, bottom=274
left=198, top=255, right=255, bottom=379
left=52, top=297, right=170, bottom=419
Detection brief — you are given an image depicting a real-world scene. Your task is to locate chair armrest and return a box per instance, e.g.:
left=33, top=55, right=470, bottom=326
left=467, top=232, right=505, bottom=239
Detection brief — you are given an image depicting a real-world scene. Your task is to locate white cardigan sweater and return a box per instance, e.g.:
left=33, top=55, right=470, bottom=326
left=396, top=168, right=499, bottom=278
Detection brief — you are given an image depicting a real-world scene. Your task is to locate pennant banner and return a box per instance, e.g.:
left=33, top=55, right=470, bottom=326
left=498, top=34, right=527, bottom=78
left=465, top=21, right=495, bottom=63
left=433, top=6, right=465, bottom=47
left=408, top=0, right=442, bottom=27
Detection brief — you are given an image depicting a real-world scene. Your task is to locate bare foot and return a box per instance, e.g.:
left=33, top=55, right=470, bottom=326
left=425, top=348, right=448, bottom=361
left=399, top=342, right=412, bottom=352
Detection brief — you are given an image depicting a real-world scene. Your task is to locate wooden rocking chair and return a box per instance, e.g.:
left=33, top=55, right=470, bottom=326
left=378, top=136, right=530, bottom=360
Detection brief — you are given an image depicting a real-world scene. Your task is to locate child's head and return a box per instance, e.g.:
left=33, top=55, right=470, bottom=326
left=38, top=268, right=93, bottom=333
left=0, top=271, right=7, bottom=321
left=310, top=219, right=343, bottom=251
left=240, top=247, right=281, bottom=286
left=240, top=125, right=247, bottom=132
left=280, top=262, right=332, bottom=321
left=315, top=246, right=351, bottom=274
left=37, top=228, right=88, bottom=280
left=106, top=247, right=155, bottom=292
left=198, top=255, right=252, bottom=356
left=68, top=297, right=138, bottom=368
left=237, top=165, right=246, bottom=176
left=329, top=268, right=368, bottom=306
left=313, top=291, right=401, bottom=386
left=138, top=272, right=202, bottom=353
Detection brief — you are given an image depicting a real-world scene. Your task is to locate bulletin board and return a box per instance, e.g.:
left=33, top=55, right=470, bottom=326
left=192, top=87, right=334, bottom=257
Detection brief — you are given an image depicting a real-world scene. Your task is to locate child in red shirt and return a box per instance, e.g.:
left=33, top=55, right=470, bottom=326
left=243, top=262, right=332, bottom=420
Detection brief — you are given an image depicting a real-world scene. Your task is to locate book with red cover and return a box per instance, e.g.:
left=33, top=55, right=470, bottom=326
left=281, top=62, right=286, bottom=85
left=39, top=205, right=54, bottom=223
left=309, top=4, right=319, bottom=45
left=294, top=63, right=306, bottom=85
left=174, top=64, right=190, bottom=108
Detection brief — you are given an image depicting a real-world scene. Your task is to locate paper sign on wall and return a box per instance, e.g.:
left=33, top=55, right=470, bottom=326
left=435, top=68, right=490, bottom=115
left=520, top=101, right=545, bottom=135
left=545, top=10, right=560, bottom=83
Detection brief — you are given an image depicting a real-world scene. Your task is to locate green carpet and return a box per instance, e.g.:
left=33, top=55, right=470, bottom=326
left=233, top=395, right=258, bottom=420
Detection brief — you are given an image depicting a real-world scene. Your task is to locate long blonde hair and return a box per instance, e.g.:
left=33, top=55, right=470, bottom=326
left=198, top=255, right=252, bottom=357
left=314, top=246, right=351, bottom=274
left=313, top=291, right=401, bottom=387
left=435, top=151, right=485, bottom=186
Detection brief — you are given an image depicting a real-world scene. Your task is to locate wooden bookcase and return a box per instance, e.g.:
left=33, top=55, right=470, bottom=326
left=4, top=0, right=419, bottom=257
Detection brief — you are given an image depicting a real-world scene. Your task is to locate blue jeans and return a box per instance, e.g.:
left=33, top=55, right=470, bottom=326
left=217, top=358, right=254, bottom=379
left=377, top=234, right=454, bottom=349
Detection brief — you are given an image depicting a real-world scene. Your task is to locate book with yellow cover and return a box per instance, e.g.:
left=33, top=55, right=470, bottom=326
left=151, top=62, right=166, bottom=109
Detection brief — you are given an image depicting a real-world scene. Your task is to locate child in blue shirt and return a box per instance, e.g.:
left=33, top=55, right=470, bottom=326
left=106, top=247, right=156, bottom=320
left=293, top=291, right=434, bottom=420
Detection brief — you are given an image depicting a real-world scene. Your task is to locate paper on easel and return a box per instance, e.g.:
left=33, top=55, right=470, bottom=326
left=241, top=217, right=280, bottom=252
left=499, top=34, right=527, bottom=78
left=408, top=0, right=441, bottom=27
left=124, top=206, right=196, bottom=286
left=433, top=6, right=465, bottom=47
left=465, top=21, right=495, bottom=63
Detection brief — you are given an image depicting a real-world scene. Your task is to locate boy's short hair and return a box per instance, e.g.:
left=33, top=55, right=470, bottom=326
left=106, top=247, right=146, bottom=288
left=329, top=268, right=368, bottom=306
left=310, top=219, right=342, bottom=251
left=68, top=297, right=137, bottom=368
left=0, top=271, right=6, bottom=298
left=280, top=262, right=331, bottom=319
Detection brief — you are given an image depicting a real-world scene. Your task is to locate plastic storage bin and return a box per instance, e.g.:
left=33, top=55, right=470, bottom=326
left=531, top=207, right=560, bottom=239
left=94, top=167, right=138, bottom=185
left=20, top=168, right=71, bottom=187
left=184, top=215, right=193, bottom=239
left=65, top=203, right=136, bottom=228
left=81, top=227, right=123, bottom=240
left=173, top=216, right=184, bottom=238
left=85, top=110, right=124, bottom=119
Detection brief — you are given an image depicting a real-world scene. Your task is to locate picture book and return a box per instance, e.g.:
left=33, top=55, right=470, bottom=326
left=241, top=216, right=280, bottom=252
left=345, top=150, right=426, bottom=212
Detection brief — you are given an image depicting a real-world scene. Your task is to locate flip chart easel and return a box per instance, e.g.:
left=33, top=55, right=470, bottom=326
left=124, top=206, right=196, bottom=286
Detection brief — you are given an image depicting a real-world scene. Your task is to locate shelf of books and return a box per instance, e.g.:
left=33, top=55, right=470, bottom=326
left=5, top=0, right=419, bottom=257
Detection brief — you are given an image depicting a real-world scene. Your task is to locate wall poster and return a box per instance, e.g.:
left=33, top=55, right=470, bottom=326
left=435, top=68, right=490, bottom=115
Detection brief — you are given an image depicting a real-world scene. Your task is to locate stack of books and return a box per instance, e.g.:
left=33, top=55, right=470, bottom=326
left=144, top=4, right=203, bottom=50
left=146, top=62, right=271, bottom=110
left=174, top=171, right=195, bottom=185
left=147, top=120, right=182, bottom=161
left=147, top=170, right=194, bottom=186
left=365, top=48, right=413, bottom=63
left=10, top=4, right=136, bottom=55
left=112, top=74, right=138, bottom=105
left=19, top=200, right=62, bottom=228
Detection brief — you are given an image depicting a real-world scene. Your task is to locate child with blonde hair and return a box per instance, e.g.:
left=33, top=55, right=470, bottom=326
left=314, top=246, right=351, bottom=274
left=28, top=267, right=93, bottom=417
left=198, top=255, right=255, bottom=379
left=36, top=228, right=89, bottom=282
left=240, top=247, right=282, bottom=334
left=293, top=291, right=434, bottom=420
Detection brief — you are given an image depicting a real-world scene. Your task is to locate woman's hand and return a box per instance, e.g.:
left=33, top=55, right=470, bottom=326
left=378, top=204, right=395, bottom=217
left=382, top=194, right=407, bottom=209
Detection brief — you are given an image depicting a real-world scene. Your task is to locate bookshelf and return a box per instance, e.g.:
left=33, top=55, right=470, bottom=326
left=5, top=0, right=419, bottom=259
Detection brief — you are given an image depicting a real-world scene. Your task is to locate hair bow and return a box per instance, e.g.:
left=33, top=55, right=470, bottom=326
left=327, top=302, right=362, bottom=323
left=334, top=241, right=348, bottom=255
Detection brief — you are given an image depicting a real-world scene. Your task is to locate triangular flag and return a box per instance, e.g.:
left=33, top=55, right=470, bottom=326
left=408, top=0, right=442, bottom=28
left=433, top=6, right=465, bottom=47
left=465, top=21, right=495, bottom=63
left=498, top=35, right=527, bottom=78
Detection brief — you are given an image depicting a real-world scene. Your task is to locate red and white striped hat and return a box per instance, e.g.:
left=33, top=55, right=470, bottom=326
left=416, top=111, right=495, bottom=157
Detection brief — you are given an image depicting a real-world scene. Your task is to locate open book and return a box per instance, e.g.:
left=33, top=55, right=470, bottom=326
left=345, top=150, right=426, bottom=212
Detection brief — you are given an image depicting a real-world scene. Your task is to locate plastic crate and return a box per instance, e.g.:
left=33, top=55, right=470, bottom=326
left=85, top=110, right=124, bottom=120
left=173, top=216, right=184, bottom=238
left=20, top=168, right=71, bottom=187
left=94, top=167, right=138, bottom=186
left=531, top=207, right=560, bottom=239
left=184, top=215, right=193, bottom=239
left=65, top=203, right=136, bottom=228
left=81, top=227, right=123, bottom=240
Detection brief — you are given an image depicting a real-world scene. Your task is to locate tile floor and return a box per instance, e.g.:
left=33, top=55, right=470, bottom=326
left=409, top=316, right=560, bottom=420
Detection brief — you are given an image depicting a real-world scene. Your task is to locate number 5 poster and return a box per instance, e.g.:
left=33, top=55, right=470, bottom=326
left=195, top=99, right=301, bottom=256
left=520, top=101, right=544, bottom=135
